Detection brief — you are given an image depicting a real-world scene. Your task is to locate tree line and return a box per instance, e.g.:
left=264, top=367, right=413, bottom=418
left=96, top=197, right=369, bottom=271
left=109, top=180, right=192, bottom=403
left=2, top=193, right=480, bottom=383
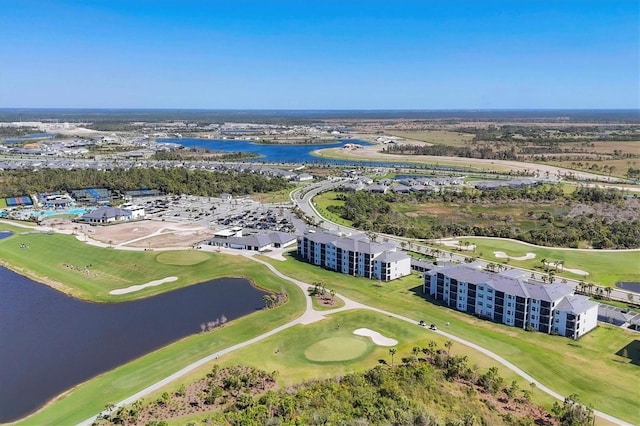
left=0, top=168, right=292, bottom=198
left=328, top=188, right=639, bottom=248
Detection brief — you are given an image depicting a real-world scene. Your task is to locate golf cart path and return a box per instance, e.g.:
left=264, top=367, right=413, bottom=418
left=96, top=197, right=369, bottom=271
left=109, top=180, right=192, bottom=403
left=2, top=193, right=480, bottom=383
left=78, top=253, right=632, bottom=426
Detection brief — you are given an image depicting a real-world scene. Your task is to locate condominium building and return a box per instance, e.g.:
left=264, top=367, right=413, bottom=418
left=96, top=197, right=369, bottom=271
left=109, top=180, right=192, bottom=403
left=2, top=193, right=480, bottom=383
left=424, top=263, right=598, bottom=339
left=297, top=230, right=411, bottom=281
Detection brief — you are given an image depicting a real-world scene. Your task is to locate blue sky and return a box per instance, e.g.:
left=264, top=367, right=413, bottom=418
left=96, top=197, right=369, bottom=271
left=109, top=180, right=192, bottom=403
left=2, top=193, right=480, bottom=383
left=0, top=0, right=638, bottom=109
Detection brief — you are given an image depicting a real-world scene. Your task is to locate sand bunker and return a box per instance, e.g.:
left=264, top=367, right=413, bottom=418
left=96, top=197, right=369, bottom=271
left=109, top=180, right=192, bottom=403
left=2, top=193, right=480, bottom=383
left=494, top=251, right=536, bottom=261
left=353, top=328, right=398, bottom=346
left=437, top=239, right=476, bottom=251
left=547, top=262, right=589, bottom=276
left=109, top=276, right=178, bottom=295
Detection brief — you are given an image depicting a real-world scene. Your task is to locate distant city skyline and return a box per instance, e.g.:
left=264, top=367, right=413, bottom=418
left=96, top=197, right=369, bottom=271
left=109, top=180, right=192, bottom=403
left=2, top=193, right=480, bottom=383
left=0, top=1, right=638, bottom=109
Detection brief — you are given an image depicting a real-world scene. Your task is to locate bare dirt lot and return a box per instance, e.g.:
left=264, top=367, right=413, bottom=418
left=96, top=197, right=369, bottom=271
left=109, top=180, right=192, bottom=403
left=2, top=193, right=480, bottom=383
left=48, top=219, right=217, bottom=248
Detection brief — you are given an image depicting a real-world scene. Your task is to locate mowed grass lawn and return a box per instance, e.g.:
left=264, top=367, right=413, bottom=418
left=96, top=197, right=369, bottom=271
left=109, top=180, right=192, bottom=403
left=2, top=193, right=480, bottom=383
left=454, top=237, right=640, bottom=285
left=0, top=228, right=276, bottom=302
left=0, top=229, right=308, bottom=425
left=312, top=191, right=353, bottom=227
left=261, top=254, right=640, bottom=424
left=156, top=310, right=558, bottom=426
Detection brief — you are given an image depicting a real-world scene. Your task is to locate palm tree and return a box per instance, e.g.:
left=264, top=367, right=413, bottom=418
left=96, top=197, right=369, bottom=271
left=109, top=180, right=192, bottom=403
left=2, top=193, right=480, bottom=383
left=540, top=258, right=548, bottom=272
left=605, top=287, right=612, bottom=300
left=444, top=340, right=453, bottom=358
left=389, top=348, right=397, bottom=366
left=412, top=346, right=421, bottom=361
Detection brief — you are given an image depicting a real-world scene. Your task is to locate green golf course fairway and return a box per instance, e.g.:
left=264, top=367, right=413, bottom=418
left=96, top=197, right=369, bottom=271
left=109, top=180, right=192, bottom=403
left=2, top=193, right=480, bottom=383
left=259, top=253, right=640, bottom=424
left=155, top=250, right=210, bottom=265
left=304, top=336, right=369, bottom=361
left=452, top=237, right=640, bottom=285
left=0, top=228, right=264, bottom=302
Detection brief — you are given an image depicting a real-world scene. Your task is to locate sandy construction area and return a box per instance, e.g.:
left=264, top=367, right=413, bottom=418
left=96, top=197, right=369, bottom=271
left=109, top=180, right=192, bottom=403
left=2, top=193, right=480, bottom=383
left=83, top=220, right=215, bottom=247
left=109, top=276, right=178, bottom=295
left=353, top=328, right=398, bottom=346
left=314, top=142, right=622, bottom=182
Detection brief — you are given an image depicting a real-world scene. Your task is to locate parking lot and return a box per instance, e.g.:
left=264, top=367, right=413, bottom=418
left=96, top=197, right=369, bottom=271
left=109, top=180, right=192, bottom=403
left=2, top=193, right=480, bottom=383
left=598, top=304, right=640, bottom=330
left=138, top=194, right=302, bottom=234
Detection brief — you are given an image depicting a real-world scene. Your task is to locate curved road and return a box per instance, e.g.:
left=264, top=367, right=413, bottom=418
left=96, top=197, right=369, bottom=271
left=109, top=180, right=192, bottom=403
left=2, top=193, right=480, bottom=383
left=0, top=217, right=630, bottom=424
left=78, top=251, right=632, bottom=426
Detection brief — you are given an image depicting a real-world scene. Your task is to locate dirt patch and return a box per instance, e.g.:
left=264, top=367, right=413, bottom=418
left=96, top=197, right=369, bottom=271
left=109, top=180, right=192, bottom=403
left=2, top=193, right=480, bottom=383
left=126, top=231, right=216, bottom=248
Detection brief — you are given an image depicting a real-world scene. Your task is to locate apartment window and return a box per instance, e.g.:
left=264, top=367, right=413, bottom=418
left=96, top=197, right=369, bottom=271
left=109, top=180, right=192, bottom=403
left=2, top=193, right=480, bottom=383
left=531, top=315, right=536, bottom=320
left=487, top=288, right=493, bottom=293
left=487, top=304, right=492, bottom=309
left=487, top=296, right=493, bottom=301
left=507, top=310, right=512, bottom=315
left=507, top=302, right=512, bottom=307
left=531, top=307, right=537, bottom=312
left=555, top=318, right=559, bottom=323
left=478, top=301, right=483, bottom=306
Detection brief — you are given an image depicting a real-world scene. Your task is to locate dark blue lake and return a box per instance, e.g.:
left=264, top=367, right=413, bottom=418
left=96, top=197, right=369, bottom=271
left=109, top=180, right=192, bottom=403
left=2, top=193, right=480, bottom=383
left=0, top=267, right=267, bottom=422
left=160, top=138, right=371, bottom=164
left=2, top=133, right=57, bottom=144
left=616, top=282, right=640, bottom=293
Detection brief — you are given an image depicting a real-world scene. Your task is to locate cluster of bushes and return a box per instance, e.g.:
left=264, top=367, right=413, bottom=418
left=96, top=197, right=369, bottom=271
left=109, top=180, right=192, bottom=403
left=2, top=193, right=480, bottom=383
left=327, top=188, right=639, bottom=248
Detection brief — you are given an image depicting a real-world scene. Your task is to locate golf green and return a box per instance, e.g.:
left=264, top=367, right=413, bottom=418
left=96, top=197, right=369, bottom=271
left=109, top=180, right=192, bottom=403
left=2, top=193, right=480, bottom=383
left=155, top=251, right=210, bottom=266
left=304, top=337, right=368, bottom=362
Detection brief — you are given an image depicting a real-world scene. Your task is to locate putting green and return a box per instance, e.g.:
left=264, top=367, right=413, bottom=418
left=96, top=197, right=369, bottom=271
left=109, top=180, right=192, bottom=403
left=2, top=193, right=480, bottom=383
left=304, top=337, right=368, bottom=362
left=155, top=251, right=210, bottom=266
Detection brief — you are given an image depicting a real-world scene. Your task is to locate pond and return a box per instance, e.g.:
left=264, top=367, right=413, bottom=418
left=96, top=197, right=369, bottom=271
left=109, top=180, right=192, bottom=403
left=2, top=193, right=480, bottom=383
left=616, top=282, right=640, bottom=293
left=0, top=267, right=268, bottom=422
left=161, top=137, right=367, bottom=164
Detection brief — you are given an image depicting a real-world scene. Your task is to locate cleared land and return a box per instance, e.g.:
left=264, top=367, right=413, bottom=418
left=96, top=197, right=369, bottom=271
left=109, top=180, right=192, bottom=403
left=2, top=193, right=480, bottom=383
left=314, top=142, right=638, bottom=184
left=387, top=130, right=475, bottom=146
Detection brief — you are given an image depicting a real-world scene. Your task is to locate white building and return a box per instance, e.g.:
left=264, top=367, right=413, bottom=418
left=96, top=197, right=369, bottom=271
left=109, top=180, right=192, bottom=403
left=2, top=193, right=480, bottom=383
left=297, top=230, right=411, bottom=282
left=425, top=263, right=598, bottom=339
left=121, top=203, right=145, bottom=219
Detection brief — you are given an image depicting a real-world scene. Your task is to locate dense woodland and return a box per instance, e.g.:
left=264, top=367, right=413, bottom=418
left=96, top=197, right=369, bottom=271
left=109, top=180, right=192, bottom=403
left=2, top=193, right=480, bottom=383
left=327, top=187, right=640, bottom=249
left=0, top=169, right=292, bottom=198
left=151, top=149, right=259, bottom=162
left=95, top=342, right=595, bottom=426
left=384, top=143, right=518, bottom=161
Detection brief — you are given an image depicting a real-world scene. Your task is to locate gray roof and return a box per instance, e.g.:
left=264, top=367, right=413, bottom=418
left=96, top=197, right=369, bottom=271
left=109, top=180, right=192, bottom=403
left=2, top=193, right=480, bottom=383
left=268, top=232, right=296, bottom=245
left=429, top=264, right=574, bottom=300
left=374, top=250, right=410, bottom=263
left=82, top=206, right=130, bottom=220
left=527, top=282, right=573, bottom=303
left=302, top=230, right=401, bottom=257
left=556, top=295, right=598, bottom=314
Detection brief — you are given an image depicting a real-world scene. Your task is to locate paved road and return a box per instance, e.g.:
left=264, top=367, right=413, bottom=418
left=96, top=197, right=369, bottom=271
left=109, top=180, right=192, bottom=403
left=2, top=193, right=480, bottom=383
left=292, top=183, right=638, bottom=305
left=77, top=252, right=632, bottom=426
left=1, top=216, right=632, bottom=425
